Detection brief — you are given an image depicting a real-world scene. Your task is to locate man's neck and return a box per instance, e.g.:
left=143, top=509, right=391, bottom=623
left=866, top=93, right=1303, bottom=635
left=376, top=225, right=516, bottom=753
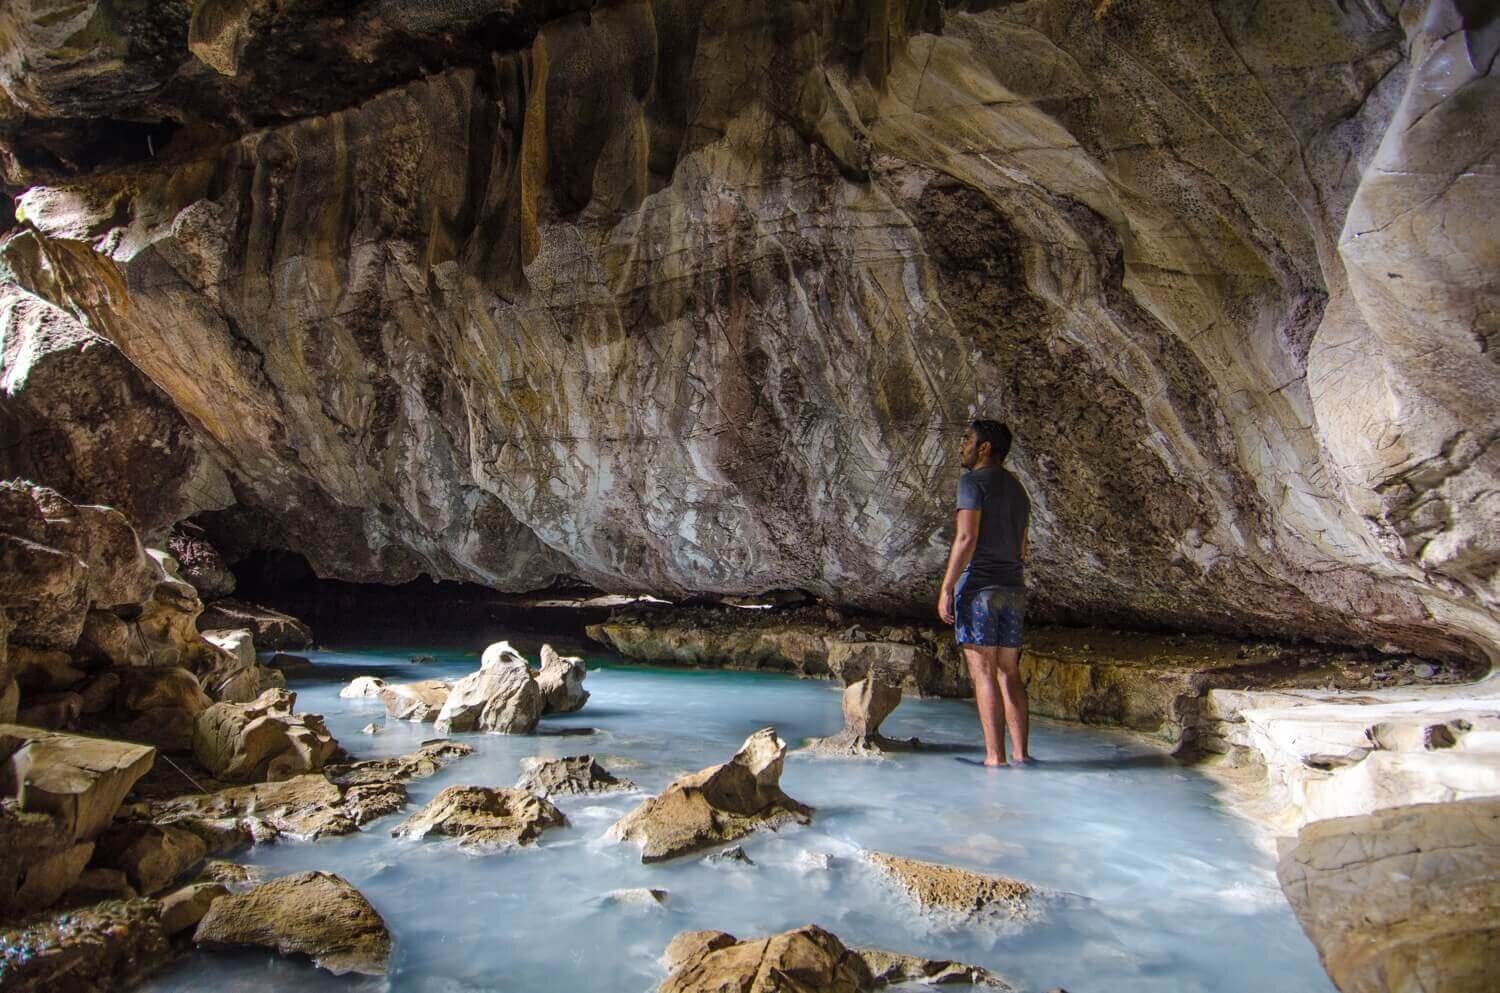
left=971, top=457, right=994, bottom=471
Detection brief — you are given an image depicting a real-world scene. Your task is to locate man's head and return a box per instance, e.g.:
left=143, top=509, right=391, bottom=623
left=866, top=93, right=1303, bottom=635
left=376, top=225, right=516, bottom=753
left=961, top=419, right=1012, bottom=469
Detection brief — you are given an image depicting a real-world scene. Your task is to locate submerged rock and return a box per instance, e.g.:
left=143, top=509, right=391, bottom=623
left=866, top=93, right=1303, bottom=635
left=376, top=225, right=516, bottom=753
left=609, top=728, right=812, bottom=862
left=191, top=688, right=339, bottom=782
left=805, top=679, right=917, bottom=757
left=537, top=644, right=589, bottom=714
left=393, top=785, right=567, bottom=853
left=854, top=947, right=1010, bottom=988
left=325, top=740, right=474, bottom=787
left=516, top=754, right=634, bottom=796
left=865, top=852, right=1032, bottom=923
left=194, top=870, right=390, bottom=976
left=1278, top=799, right=1500, bottom=993
left=658, top=925, right=873, bottom=993
left=433, top=662, right=540, bottom=735
left=379, top=679, right=451, bottom=722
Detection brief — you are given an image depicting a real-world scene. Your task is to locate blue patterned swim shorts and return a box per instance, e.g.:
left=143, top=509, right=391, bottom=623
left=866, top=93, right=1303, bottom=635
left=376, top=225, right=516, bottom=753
left=955, top=586, right=1026, bottom=648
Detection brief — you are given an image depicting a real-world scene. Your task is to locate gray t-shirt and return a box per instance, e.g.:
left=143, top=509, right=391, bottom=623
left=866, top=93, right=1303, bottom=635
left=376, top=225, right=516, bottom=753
left=956, top=466, right=1030, bottom=591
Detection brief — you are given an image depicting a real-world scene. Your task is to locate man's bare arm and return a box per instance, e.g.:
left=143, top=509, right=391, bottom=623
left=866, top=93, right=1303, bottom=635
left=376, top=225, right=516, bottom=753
left=938, top=508, right=981, bottom=624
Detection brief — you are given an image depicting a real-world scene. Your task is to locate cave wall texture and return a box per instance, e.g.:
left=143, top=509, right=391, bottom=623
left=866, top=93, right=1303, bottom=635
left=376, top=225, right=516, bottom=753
left=0, top=0, right=1495, bottom=661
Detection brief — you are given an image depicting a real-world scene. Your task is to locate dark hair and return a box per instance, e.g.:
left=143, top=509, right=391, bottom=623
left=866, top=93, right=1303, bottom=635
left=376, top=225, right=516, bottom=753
left=970, top=419, right=1012, bottom=462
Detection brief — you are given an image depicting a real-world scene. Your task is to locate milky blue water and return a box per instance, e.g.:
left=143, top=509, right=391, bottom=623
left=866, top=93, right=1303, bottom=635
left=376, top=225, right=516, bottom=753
left=142, top=644, right=1333, bottom=993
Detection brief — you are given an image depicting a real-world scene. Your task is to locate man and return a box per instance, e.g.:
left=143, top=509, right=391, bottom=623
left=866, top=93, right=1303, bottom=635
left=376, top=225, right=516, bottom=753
left=937, top=420, right=1031, bottom=767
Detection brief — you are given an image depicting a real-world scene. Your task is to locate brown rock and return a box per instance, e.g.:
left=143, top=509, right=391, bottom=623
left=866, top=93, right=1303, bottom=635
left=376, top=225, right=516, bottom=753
left=15, top=838, right=94, bottom=909
left=516, top=754, right=634, bottom=796
left=662, top=930, right=737, bottom=972
left=65, top=867, right=138, bottom=905
left=866, top=852, right=1032, bottom=922
left=433, top=663, right=540, bottom=734
left=325, top=739, right=474, bottom=787
left=1278, top=799, right=1500, bottom=993
left=537, top=644, right=589, bottom=714
left=191, top=688, right=339, bottom=782
left=158, top=881, right=228, bottom=935
left=0, top=899, right=172, bottom=993
left=196, top=599, right=312, bottom=650
left=150, top=773, right=383, bottom=843
left=379, top=679, right=451, bottom=722
left=658, top=925, right=875, bottom=993
left=12, top=645, right=84, bottom=690
left=854, top=947, right=1011, bottom=988
left=610, top=728, right=812, bottom=862
left=0, top=803, right=85, bottom=916
left=393, top=785, right=567, bottom=853
left=16, top=691, right=83, bottom=730
left=95, top=822, right=208, bottom=896
left=194, top=870, right=390, bottom=976
left=117, top=667, right=213, bottom=752
left=805, top=679, right=916, bottom=757
left=0, top=726, right=156, bottom=842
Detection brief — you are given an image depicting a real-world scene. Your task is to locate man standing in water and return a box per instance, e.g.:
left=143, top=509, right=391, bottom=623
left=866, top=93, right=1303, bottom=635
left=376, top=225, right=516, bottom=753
left=937, top=420, right=1032, bottom=766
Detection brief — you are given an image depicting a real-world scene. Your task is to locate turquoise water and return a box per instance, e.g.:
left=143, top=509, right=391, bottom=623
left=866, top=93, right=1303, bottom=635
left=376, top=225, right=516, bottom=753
left=142, top=644, right=1333, bottom=993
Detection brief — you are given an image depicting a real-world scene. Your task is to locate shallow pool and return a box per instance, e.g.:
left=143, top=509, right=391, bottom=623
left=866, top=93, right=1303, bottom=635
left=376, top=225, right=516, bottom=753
left=142, top=643, right=1332, bottom=993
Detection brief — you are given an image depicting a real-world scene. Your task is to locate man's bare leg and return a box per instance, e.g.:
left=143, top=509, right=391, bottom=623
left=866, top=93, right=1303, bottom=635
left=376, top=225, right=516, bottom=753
left=963, top=646, right=1007, bottom=766
left=995, top=646, right=1030, bottom=762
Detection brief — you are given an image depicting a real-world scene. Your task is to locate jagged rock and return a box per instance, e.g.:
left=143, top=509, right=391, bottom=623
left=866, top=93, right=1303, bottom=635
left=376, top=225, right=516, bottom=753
left=166, top=531, right=236, bottom=600
left=94, top=822, right=208, bottom=896
left=360, top=722, right=381, bottom=735
left=340, top=675, right=388, bottom=699
left=75, top=609, right=137, bottom=667
left=0, top=899, right=173, bottom=993
left=537, top=644, right=589, bottom=714
left=117, top=667, right=211, bottom=752
left=658, top=925, right=875, bottom=993
left=0, top=725, right=155, bottom=842
left=602, top=887, right=668, bottom=907
left=827, top=643, right=939, bottom=699
left=196, top=599, right=312, bottom=650
left=854, top=947, right=1010, bottom=988
left=805, top=679, right=917, bottom=757
left=393, top=785, right=566, bottom=853
left=191, top=688, right=339, bottom=782
left=194, top=871, right=391, bottom=976
left=516, top=754, right=634, bottom=796
left=325, top=740, right=474, bottom=787
left=609, top=728, right=812, bottom=862
left=15, top=836, right=94, bottom=910
left=865, top=853, right=1031, bottom=923
left=379, top=679, right=451, bottom=722
left=433, top=663, right=540, bottom=735
left=197, top=859, right=265, bottom=889
left=705, top=846, right=755, bottom=866
left=149, top=774, right=370, bottom=844
left=1278, top=799, right=1500, bottom=993
left=203, top=628, right=255, bottom=669
left=200, top=628, right=285, bottom=703
left=159, top=881, right=228, bottom=935
left=662, top=930, right=738, bottom=972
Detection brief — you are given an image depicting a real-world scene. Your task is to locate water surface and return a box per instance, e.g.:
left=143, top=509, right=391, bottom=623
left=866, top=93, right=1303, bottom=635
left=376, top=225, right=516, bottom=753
left=144, top=644, right=1333, bottom=993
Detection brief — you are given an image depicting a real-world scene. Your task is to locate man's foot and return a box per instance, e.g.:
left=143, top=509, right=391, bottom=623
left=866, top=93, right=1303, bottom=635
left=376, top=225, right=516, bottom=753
left=1008, top=756, right=1037, bottom=767
left=983, top=756, right=1007, bottom=768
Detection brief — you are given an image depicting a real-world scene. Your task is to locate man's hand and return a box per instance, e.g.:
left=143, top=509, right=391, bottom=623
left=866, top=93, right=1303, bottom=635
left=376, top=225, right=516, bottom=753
left=938, top=587, right=956, bottom=625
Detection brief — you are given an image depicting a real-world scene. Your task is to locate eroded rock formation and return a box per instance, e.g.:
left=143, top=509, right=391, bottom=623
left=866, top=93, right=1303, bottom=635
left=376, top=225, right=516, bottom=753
left=0, top=1, right=1492, bottom=662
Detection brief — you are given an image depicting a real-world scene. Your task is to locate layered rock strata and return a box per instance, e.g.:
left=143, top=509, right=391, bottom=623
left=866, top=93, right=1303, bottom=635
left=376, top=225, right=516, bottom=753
left=516, top=754, right=635, bottom=796
left=864, top=852, right=1033, bottom=924
left=393, top=785, right=567, bottom=853
left=0, top=1, right=1493, bottom=665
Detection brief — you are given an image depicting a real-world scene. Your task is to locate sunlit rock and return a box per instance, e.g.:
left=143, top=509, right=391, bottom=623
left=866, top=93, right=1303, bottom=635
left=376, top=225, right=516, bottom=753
left=194, top=870, right=391, bottom=976
left=610, top=728, right=812, bottom=862
left=191, top=688, right=338, bottom=782
left=865, top=852, right=1032, bottom=923
left=393, top=785, right=567, bottom=853
left=379, top=679, right=451, bottom=722
left=516, top=754, right=634, bottom=797
left=805, top=679, right=916, bottom=758
left=159, top=881, right=229, bottom=936
left=537, top=644, right=589, bottom=714
left=340, top=675, right=387, bottom=699
left=433, top=661, right=541, bottom=735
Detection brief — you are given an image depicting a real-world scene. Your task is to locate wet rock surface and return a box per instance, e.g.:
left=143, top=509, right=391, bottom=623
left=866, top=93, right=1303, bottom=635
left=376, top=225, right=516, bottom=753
left=865, top=852, right=1032, bottom=923
left=537, top=644, right=589, bottom=715
left=0, top=899, right=174, bottom=993
left=379, top=680, right=452, bottom=723
left=610, top=728, right=812, bottom=862
left=1278, top=799, right=1500, bottom=993
left=393, top=785, right=567, bottom=854
left=193, top=870, right=391, bottom=976
left=805, top=679, right=916, bottom=758
left=433, top=656, right=541, bottom=735
left=516, top=754, right=634, bottom=797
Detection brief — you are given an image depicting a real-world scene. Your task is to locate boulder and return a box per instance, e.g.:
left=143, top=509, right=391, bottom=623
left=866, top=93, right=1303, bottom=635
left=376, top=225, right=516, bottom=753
left=166, top=531, right=236, bottom=600
left=0, top=530, right=89, bottom=651
left=663, top=930, right=738, bottom=972
left=15, top=836, right=94, bottom=909
left=609, top=728, right=812, bottom=862
left=196, top=598, right=312, bottom=650
left=805, top=679, right=917, bottom=757
left=200, top=628, right=285, bottom=703
left=0, top=802, right=92, bottom=916
left=393, top=785, right=567, bottom=853
left=94, top=822, right=208, bottom=896
left=340, top=675, right=387, bottom=699
left=192, top=688, right=339, bottom=782
left=194, top=870, right=390, bottom=976
left=481, top=640, right=528, bottom=670
left=854, top=948, right=1010, bottom=988
left=0, top=725, right=156, bottom=841
left=325, top=740, right=474, bottom=787
left=75, top=608, right=139, bottom=667
left=16, top=690, right=82, bottom=730
left=0, top=898, right=172, bottom=993
left=379, top=679, right=450, bottom=722
left=1278, top=799, right=1500, bottom=993
left=658, top=925, right=874, bottom=993
left=603, top=887, right=669, bottom=907
left=537, top=644, right=589, bottom=714
left=159, top=881, right=228, bottom=935
left=150, top=773, right=363, bottom=843
left=117, top=666, right=212, bottom=751
left=203, top=628, right=256, bottom=669
left=433, top=663, right=540, bottom=734
left=865, top=852, right=1032, bottom=922
left=516, top=754, right=635, bottom=796
left=65, top=867, right=138, bottom=905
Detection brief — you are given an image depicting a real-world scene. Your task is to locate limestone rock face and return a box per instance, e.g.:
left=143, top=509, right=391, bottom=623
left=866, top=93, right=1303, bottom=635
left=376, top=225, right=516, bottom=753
left=0, top=1, right=1497, bottom=665
left=516, top=754, right=634, bottom=797
left=393, top=785, right=567, bottom=853
left=1277, top=799, right=1500, bottom=993
left=610, top=728, right=812, bottom=862
left=536, top=644, right=589, bottom=715
left=434, top=662, right=541, bottom=734
left=191, top=688, right=339, bottom=783
left=194, top=870, right=391, bottom=976
left=196, top=599, right=313, bottom=650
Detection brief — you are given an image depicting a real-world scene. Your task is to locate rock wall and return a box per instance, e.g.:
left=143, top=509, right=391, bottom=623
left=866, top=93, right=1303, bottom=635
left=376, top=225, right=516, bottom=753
left=0, top=1, right=1495, bottom=661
